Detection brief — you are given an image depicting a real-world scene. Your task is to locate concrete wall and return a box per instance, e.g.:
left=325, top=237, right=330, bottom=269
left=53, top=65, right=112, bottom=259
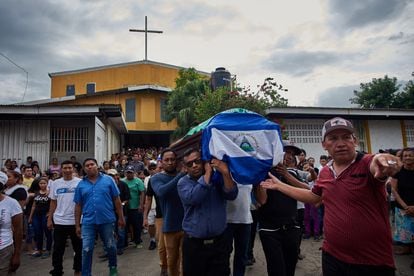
left=367, top=120, right=404, bottom=152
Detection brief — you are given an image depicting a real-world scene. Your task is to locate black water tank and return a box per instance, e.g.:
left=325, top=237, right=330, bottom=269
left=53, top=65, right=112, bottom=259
left=211, top=67, right=231, bottom=90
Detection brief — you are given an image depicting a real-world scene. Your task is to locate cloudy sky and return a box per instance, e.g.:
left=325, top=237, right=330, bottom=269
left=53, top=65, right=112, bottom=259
left=1, top=0, right=413, bottom=106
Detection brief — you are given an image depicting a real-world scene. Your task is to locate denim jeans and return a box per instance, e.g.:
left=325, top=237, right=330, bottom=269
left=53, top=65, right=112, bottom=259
left=224, top=223, right=251, bottom=276
left=32, top=213, right=52, bottom=251
left=115, top=213, right=127, bottom=251
left=81, top=223, right=117, bottom=276
left=116, top=225, right=126, bottom=251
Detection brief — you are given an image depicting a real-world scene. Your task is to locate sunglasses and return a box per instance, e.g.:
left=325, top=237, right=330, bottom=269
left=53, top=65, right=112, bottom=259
left=185, top=158, right=202, bottom=168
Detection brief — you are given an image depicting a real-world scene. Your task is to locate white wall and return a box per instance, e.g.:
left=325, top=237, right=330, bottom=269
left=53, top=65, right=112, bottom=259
left=94, top=117, right=106, bottom=167
left=106, top=122, right=121, bottom=160
left=367, top=120, right=403, bottom=152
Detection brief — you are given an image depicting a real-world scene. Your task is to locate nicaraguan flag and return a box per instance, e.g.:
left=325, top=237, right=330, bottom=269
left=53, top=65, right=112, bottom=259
left=201, top=109, right=284, bottom=185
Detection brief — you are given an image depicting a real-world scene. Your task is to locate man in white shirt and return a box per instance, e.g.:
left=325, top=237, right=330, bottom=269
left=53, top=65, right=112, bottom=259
left=47, top=160, right=82, bottom=276
left=224, top=183, right=253, bottom=276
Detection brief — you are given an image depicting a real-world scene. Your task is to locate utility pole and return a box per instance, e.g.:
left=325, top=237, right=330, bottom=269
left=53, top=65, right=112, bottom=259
left=129, top=16, right=163, bottom=60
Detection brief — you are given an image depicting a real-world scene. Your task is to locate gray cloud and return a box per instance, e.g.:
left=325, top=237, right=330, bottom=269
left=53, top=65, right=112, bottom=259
left=327, top=0, right=408, bottom=30
left=263, top=50, right=354, bottom=77
left=0, top=0, right=150, bottom=103
left=388, top=32, right=405, bottom=41
left=162, top=2, right=239, bottom=36
left=314, top=85, right=359, bottom=107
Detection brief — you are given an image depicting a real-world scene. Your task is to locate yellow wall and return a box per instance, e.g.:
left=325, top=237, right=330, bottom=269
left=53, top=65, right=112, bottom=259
left=50, top=63, right=180, bottom=98
left=60, top=92, right=177, bottom=131
left=49, top=62, right=187, bottom=131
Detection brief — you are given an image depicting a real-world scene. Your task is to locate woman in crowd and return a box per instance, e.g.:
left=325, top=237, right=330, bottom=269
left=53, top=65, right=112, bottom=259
left=102, top=161, right=111, bottom=174
left=32, top=163, right=42, bottom=178
left=391, top=147, right=414, bottom=256
left=4, top=170, right=28, bottom=210
left=28, top=177, right=52, bottom=258
left=3, top=159, right=12, bottom=170
left=49, top=157, right=61, bottom=175
left=24, top=177, right=41, bottom=255
left=0, top=171, right=23, bottom=274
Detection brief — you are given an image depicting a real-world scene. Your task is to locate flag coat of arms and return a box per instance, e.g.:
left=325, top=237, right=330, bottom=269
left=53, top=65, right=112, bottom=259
left=201, top=109, right=284, bottom=185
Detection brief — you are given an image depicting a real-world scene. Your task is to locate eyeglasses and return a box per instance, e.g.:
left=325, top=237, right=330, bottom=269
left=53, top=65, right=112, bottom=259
left=185, top=158, right=202, bottom=168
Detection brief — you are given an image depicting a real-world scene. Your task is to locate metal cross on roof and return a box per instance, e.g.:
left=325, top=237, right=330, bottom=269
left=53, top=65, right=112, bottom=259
left=129, top=16, right=163, bottom=61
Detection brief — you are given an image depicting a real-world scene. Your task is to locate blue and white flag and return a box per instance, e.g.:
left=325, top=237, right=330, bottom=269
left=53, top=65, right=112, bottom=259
left=201, top=109, right=284, bottom=185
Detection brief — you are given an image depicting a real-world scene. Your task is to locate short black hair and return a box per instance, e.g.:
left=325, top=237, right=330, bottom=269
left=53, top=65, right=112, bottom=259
left=160, top=148, right=176, bottom=160
left=319, top=155, right=328, bottom=160
left=83, top=158, right=98, bottom=166
left=183, top=148, right=200, bottom=158
left=299, top=149, right=306, bottom=156
left=61, top=160, right=74, bottom=167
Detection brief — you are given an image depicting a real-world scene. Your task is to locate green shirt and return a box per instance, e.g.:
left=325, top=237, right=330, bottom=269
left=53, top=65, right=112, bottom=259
left=122, top=177, right=145, bottom=209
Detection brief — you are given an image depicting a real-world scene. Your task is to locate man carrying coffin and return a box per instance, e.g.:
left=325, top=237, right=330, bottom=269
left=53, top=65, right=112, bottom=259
left=177, top=148, right=238, bottom=276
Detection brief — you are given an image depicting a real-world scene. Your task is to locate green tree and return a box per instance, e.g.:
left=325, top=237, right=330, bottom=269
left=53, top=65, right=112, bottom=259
left=195, top=77, right=288, bottom=124
left=166, top=68, right=289, bottom=140
left=166, top=79, right=209, bottom=139
left=395, top=79, right=414, bottom=108
left=350, top=75, right=401, bottom=108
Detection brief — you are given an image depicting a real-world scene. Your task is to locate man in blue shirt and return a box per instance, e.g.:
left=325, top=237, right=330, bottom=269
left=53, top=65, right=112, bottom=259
left=74, top=158, right=125, bottom=276
left=177, top=148, right=238, bottom=276
left=151, top=149, right=186, bottom=276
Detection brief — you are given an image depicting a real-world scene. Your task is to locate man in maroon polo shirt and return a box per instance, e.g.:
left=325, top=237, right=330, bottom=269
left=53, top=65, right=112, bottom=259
left=260, top=117, right=402, bottom=276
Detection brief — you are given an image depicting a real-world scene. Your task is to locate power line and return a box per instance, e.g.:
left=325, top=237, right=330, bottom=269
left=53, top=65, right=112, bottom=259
left=0, top=52, right=29, bottom=103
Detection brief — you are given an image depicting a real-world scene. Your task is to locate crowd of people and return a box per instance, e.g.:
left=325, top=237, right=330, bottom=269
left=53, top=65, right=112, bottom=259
left=0, top=118, right=413, bottom=276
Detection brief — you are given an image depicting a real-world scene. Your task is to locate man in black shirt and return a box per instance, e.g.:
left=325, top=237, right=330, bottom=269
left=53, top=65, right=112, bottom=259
left=255, top=152, right=309, bottom=276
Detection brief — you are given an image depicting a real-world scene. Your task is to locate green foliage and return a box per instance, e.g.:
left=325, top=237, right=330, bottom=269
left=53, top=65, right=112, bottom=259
left=195, top=77, right=288, bottom=122
left=166, top=68, right=289, bottom=140
left=166, top=77, right=209, bottom=139
left=174, top=68, right=202, bottom=88
left=350, top=74, right=414, bottom=108
left=350, top=75, right=400, bottom=108
left=398, top=80, right=414, bottom=108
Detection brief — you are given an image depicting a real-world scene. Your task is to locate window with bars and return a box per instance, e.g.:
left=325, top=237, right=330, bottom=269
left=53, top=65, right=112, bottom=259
left=352, top=120, right=367, bottom=152
left=285, top=123, right=323, bottom=144
left=50, top=127, right=89, bottom=152
left=405, top=121, right=414, bottom=143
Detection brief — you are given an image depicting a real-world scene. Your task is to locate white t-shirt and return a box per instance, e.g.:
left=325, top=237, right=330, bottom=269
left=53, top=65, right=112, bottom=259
left=226, top=184, right=253, bottom=224
left=49, top=177, right=81, bottom=225
left=0, top=196, right=22, bottom=250
left=144, top=176, right=156, bottom=209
